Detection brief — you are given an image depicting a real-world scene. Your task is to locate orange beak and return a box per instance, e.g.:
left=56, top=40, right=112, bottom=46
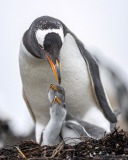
left=45, top=54, right=61, bottom=84
left=52, top=96, right=61, bottom=104
left=50, top=84, right=57, bottom=91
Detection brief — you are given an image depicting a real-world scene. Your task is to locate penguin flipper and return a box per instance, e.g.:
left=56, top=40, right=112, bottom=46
left=78, top=120, right=106, bottom=139
left=66, top=113, right=106, bottom=139
left=22, top=88, right=36, bottom=123
left=61, top=22, right=117, bottom=123
left=77, top=44, right=117, bottom=123
left=66, top=122, right=90, bottom=137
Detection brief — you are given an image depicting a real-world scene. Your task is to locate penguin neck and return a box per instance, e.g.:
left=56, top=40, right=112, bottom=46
left=45, top=113, right=64, bottom=136
left=46, top=117, right=63, bottom=131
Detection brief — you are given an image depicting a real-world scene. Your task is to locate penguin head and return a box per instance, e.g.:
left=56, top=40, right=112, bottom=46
left=24, top=16, right=65, bottom=84
left=50, top=96, right=66, bottom=120
left=48, top=84, right=65, bottom=103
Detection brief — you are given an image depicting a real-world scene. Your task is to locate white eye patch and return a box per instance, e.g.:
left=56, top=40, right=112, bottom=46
left=36, top=28, right=64, bottom=48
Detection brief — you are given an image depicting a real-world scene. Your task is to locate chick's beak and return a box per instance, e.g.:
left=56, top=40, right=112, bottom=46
left=52, top=96, right=61, bottom=104
left=45, top=54, right=61, bottom=84
left=50, top=84, right=57, bottom=91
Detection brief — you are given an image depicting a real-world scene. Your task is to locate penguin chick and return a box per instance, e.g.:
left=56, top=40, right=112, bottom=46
left=42, top=96, right=66, bottom=146
left=48, top=84, right=106, bottom=144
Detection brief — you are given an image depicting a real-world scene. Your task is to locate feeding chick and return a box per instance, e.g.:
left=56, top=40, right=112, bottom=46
left=42, top=84, right=106, bottom=146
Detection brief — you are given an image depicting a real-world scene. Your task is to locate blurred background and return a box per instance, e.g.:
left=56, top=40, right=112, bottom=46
left=0, top=0, right=128, bottom=146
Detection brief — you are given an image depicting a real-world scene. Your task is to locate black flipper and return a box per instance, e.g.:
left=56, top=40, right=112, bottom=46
left=61, top=22, right=117, bottom=123
left=77, top=120, right=106, bottom=139
left=66, top=122, right=89, bottom=137
left=66, top=114, right=106, bottom=139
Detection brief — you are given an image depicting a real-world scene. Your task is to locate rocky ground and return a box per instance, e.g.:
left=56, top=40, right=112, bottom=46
left=0, top=128, right=128, bottom=160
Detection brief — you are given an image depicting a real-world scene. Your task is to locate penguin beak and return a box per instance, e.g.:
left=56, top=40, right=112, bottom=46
left=52, top=96, right=61, bottom=104
left=45, top=54, right=61, bottom=84
left=50, top=84, right=57, bottom=91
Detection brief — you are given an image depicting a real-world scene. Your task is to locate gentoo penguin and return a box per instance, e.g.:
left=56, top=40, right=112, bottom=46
left=43, top=96, right=67, bottom=146
left=48, top=84, right=106, bottom=142
left=19, top=16, right=116, bottom=143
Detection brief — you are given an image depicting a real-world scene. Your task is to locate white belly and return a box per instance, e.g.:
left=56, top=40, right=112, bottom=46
left=19, top=41, right=57, bottom=127
left=19, top=33, right=110, bottom=131
left=60, top=34, right=98, bottom=116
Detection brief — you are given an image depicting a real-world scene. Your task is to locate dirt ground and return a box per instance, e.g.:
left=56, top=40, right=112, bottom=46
left=0, top=129, right=128, bottom=160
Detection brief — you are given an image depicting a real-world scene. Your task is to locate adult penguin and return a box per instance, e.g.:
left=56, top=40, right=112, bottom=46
left=19, top=16, right=117, bottom=142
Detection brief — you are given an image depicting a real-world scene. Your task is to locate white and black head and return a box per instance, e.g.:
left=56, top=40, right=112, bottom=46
left=50, top=96, right=66, bottom=121
left=23, top=16, right=65, bottom=84
left=48, top=84, right=65, bottom=103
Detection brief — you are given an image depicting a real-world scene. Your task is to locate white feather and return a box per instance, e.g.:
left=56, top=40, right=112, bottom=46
left=83, top=107, right=110, bottom=132
left=36, top=28, right=64, bottom=47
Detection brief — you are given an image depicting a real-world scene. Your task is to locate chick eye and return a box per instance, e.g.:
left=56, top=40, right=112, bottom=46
left=63, top=103, right=66, bottom=108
